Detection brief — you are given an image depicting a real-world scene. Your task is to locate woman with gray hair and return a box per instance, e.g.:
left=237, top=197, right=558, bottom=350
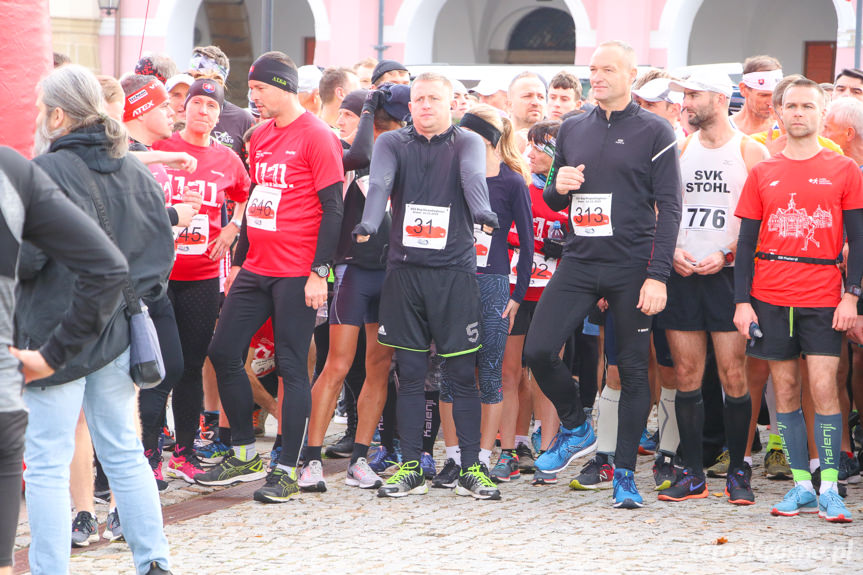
left=17, top=64, right=175, bottom=575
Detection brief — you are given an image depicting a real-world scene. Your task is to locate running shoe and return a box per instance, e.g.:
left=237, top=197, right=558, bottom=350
left=198, top=411, right=218, bottom=442
left=71, top=511, right=99, bottom=548
left=725, top=463, right=755, bottom=505
left=432, top=458, right=461, bottom=489
left=346, top=457, right=383, bottom=489
left=658, top=469, right=708, bottom=502
left=811, top=467, right=848, bottom=499
left=516, top=444, right=535, bottom=473
left=146, top=561, right=172, bottom=575
left=196, top=440, right=231, bottom=465
left=455, top=463, right=501, bottom=500
left=103, top=507, right=124, bottom=542
left=367, top=445, right=400, bottom=475
left=534, top=422, right=597, bottom=474
left=531, top=466, right=558, bottom=485
left=569, top=454, right=613, bottom=490
left=145, top=448, right=168, bottom=492
left=420, top=451, right=436, bottom=479
left=93, top=465, right=110, bottom=504
left=298, top=460, right=327, bottom=492
left=652, top=453, right=677, bottom=491
left=706, top=448, right=730, bottom=478
left=253, top=408, right=268, bottom=436
left=612, top=468, right=643, bottom=509
left=490, top=451, right=520, bottom=483
left=253, top=467, right=299, bottom=503
left=377, top=460, right=427, bottom=498
left=818, top=488, right=853, bottom=523
left=267, top=446, right=282, bottom=474
left=325, top=433, right=354, bottom=459
left=764, top=448, right=792, bottom=480
left=160, top=426, right=176, bottom=452
left=166, top=446, right=206, bottom=484
left=839, top=451, right=861, bottom=484
left=531, top=427, right=542, bottom=454
left=194, top=453, right=267, bottom=486
left=770, top=484, right=818, bottom=517
left=638, top=428, right=658, bottom=456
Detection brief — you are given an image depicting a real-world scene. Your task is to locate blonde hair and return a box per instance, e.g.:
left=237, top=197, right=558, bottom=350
left=466, top=104, right=529, bottom=184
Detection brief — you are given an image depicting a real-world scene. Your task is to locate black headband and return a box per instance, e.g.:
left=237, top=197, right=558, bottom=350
left=460, top=113, right=501, bottom=148
left=249, top=58, right=298, bottom=93
left=185, top=78, right=225, bottom=109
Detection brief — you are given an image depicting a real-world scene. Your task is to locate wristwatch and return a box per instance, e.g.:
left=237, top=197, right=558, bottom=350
left=312, top=263, right=331, bottom=278
left=846, top=282, right=862, bottom=298
left=720, top=247, right=734, bottom=265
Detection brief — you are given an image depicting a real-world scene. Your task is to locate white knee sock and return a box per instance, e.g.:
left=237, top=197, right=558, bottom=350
left=657, top=387, right=679, bottom=456
left=596, top=386, right=620, bottom=455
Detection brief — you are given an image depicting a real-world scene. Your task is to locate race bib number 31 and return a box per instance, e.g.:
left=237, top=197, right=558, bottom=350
left=174, top=213, right=209, bottom=256
left=247, top=185, right=282, bottom=231
left=403, top=204, right=450, bottom=250
left=571, top=193, right=612, bottom=236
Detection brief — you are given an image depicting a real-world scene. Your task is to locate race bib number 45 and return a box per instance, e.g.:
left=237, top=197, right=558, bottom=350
left=403, top=204, right=450, bottom=250
left=571, top=193, right=612, bottom=236
left=247, top=185, right=282, bottom=231
left=174, top=213, right=209, bottom=256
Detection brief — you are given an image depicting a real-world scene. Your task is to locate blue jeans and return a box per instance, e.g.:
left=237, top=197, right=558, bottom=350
left=23, top=348, right=170, bottom=575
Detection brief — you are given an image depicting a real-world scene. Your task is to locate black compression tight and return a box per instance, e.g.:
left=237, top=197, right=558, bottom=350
left=0, top=410, right=26, bottom=567
left=168, top=278, right=220, bottom=452
left=209, top=269, right=316, bottom=467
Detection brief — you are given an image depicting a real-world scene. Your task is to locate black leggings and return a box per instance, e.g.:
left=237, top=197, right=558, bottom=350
left=209, top=269, right=315, bottom=466
left=379, top=367, right=398, bottom=451
left=168, top=278, right=220, bottom=452
left=524, top=260, right=652, bottom=472
left=138, top=294, right=184, bottom=459
left=395, top=349, right=479, bottom=467
left=0, top=410, right=26, bottom=567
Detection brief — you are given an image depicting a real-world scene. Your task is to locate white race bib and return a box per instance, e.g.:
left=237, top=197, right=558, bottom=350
left=571, top=193, right=612, bottom=236
left=251, top=356, right=276, bottom=377
left=403, top=204, right=450, bottom=250
left=510, top=249, right=558, bottom=287
left=474, top=223, right=492, bottom=267
left=247, top=185, right=282, bottom=231
left=174, top=213, right=209, bottom=256
left=681, top=204, right=728, bottom=232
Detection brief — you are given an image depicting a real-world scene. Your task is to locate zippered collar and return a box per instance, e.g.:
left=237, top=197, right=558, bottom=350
left=591, top=99, right=641, bottom=123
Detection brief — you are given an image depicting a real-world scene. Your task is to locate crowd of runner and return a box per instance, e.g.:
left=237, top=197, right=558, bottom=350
left=2, top=40, right=863, bottom=575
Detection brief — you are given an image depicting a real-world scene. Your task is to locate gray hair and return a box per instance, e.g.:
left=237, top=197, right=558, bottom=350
left=828, top=97, right=863, bottom=142
left=598, top=40, right=637, bottom=70
left=38, top=65, right=128, bottom=158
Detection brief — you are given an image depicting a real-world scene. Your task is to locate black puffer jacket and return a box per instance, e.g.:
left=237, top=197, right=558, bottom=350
left=16, top=126, right=174, bottom=386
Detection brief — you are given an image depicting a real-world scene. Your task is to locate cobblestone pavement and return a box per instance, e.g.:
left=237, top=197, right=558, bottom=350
left=16, top=420, right=863, bottom=574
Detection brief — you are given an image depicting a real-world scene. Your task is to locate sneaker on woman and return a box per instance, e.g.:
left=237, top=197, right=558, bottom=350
left=166, top=446, right=206, bottom=484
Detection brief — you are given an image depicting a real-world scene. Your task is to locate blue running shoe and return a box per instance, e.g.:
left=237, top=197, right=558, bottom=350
left=613, top=468, right=644, bottom=509
left=818, top=489, right=853, bottom=523
left=534, top=422, right=596, bottom=474
left=420, top=452, right=436, bottom=479
left=770, top=484, right=818, bottom=517
left=638, top=428, right=658, bottom=455
left=531, top=427, right=542, bottom=454
left=368, top=445, right=400, bottom=474
left=196, top=440, right=231, bottom=465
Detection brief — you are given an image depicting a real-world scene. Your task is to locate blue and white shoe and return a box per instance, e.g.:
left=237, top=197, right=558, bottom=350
left=613, top=468, right=644, bottom=509
left=770, top=484, right=818, bottom=517
left=818, top=488, right=853, bottom=523
left=638, top=428, right=658, bottom=455
left=534, top=422, right=596, bottom=474
left=368, top=445, right=400, bottom=474
left=420, top=451, right=436, bottom=479
left=196, top=440, right=231, bottom=465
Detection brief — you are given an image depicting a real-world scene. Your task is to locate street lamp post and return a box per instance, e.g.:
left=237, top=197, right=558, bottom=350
left=98, top=0, right=122, bottom=77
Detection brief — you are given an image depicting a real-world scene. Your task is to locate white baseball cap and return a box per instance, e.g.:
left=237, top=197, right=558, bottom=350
left=297, top=65, right=323, bottom=93
left=471, top=77, right=508, bottom=96
left=670, top=70, right=734, bottom=98
left=632, top=78, right=683, bottom=105
left=165, top=73, right=195, bottom=93
left=451, top=78, right=468, bottom=95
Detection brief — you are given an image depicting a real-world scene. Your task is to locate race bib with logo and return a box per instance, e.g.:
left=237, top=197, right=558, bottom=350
left=474, top=223, right=492, bottom=267
left=403, top=204, right=450, bottom=250
left=174, top=213, right=209, bottom=256
left=510, top=250, right=558, bottom=287
left=571, top=193, right=612, bottom=236
left=247, top=185, right=282, bottom=231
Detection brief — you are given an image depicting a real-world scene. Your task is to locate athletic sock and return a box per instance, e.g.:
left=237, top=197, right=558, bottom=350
left=724, top=393, right=751, bottom=472
left=479, top=448, right=492, bottom=467
left=776, top=409, right=810, bottom=482
left=351, top=443, right=369, bottom=465
left=303, top=445, right=322, bottom=463
left=798, top=479, right=816, bottom=494
left=675, top=389, right=705, bottom=477
left=814, top=412, right=842, bottom=493
left=446, top=445, right=461, bottom=466
left=233, top=443, right=256, bottom=462
left=743, top=456, right=753, bottom=466
left=765, top=377, right=781, bottom=451
left=767, top=433, right=783, bottom=452
left=810, top=458, right=820, bottom=473
left=515, top=435, right=530, bottom=449
left=596, top=386, right=620, bottom=455
left=276, top=464, right=296, bottom=477
left=657, top=387, right=679, bottom=455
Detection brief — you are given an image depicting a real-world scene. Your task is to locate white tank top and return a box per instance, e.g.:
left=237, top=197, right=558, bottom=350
left=677, top=130, right=749, bottom=266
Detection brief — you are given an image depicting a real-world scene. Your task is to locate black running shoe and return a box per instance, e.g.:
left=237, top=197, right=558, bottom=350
left=253, top=467, right=300, bottom=503
left=657, top=469, right=708, bottom=502
left=652, top=453, right=678, bottom=491
left=725, top=463, right=755, bottom=505
left=432, top=458, right=461, bottom=489
left=324, top=433, right=354, bottom=459
left=377, top=460, right=427, bottom=497
left=455, top=463, right=501, bottom=500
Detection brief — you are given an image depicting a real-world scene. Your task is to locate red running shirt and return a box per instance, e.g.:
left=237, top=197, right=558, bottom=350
left=246, top=113, right=344, bottom=277
left=154, top=132, right=250, bottom=281
left=508, top=183, right=571, bottom=302
left=735, top=149, right=863, bottom=307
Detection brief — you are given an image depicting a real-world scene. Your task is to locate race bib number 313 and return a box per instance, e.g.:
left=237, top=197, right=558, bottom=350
left=247, top=185, right=282, bottom=231
left=403, top=204, right=450, bottom=250
left=571, top=193, right=612, bottom=236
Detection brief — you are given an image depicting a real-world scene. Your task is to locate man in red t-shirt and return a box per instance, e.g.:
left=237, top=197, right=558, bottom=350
left=198, top=52, right=344, bottom=504
left=734, top=78, right=863, bottom=523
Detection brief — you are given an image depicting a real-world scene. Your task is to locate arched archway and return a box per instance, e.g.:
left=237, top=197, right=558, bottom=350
left=504, top=7, right=575, bottom=64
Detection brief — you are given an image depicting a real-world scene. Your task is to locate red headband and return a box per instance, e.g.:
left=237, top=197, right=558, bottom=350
left=123, top=80, right=168, bottom=123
